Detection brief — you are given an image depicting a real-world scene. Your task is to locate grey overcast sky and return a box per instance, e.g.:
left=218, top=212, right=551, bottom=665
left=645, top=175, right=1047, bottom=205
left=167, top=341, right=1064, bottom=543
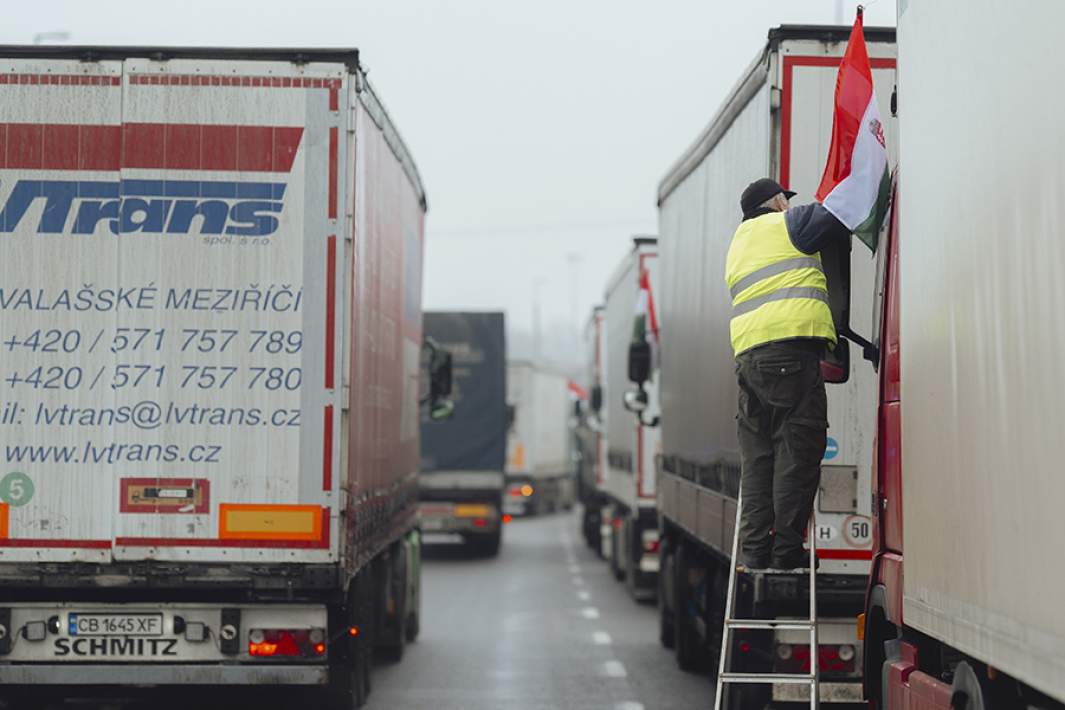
left=4, top=0, right=896, bottom=367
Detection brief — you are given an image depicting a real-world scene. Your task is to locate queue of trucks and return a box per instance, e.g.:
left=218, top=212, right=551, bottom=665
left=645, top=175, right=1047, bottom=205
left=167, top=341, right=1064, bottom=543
left=2, top=3, right=1064, bottom=708
left=577, top=8, right=1065, bottom=708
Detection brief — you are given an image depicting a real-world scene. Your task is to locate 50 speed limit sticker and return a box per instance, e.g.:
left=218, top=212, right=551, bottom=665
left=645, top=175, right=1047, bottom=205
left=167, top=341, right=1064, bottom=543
left=842, top=515, right=872, bottom=548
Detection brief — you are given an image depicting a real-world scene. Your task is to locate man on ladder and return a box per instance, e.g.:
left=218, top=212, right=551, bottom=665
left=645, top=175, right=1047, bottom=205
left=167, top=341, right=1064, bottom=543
left=714, top=179, right=851, bottom=709
left=725, top=178, right=847, bottom=571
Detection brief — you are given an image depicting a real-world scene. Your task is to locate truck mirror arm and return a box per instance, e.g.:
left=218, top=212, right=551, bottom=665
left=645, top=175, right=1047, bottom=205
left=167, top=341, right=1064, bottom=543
left=840, top=326, right=879, bottom=365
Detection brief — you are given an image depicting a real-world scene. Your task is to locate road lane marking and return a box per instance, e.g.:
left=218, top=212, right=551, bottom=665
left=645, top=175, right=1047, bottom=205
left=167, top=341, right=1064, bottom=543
left=616, top=703, right=645, bottom=710
left=580, top=607, right=600, bottom=619
left=577, top=590, right=591, bottom=601
left=602, top=660, right=627, bottom=678
left=592, top=631, right=612, bottom=645
left=572, top=576, right=585, bottom=586
left=568, top=564, right=581, bottom=574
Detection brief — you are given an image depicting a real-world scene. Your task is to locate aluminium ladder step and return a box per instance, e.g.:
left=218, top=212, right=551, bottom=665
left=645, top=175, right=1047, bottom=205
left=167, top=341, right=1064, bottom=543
left=719, top=672, right=816, bottom=685
left=724, top=619, right=815, bottom=631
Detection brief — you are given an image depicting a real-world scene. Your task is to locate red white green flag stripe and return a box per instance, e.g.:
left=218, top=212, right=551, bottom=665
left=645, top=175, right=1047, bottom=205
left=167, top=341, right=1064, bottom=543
left=815, top=9, right=890, bottom=251
left=631, top=266, right=660, bottom=367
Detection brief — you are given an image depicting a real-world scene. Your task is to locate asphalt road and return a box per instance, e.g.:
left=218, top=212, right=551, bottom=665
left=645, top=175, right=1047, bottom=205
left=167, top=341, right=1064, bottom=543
left=365, top=509, right=714, bottom=710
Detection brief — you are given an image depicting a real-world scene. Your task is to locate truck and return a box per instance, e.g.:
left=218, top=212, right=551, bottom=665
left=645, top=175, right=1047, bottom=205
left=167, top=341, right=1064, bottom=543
left=503, top=361, right=576, bottom=517
left=418, top=312, right=507, bottom=556
left=651, top=26, right=897, bottom=704
left=598, top=237, right=662, bottom=602
left=574, top=307, right=607, bottom=552
left=860, top=3, right=1065, bottom=708
left=0, top=45, right=438, bottom=708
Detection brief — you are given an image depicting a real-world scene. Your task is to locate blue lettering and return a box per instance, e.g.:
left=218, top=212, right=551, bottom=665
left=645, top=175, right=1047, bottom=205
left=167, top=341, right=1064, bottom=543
left=0, top=180, right=287, bottom=236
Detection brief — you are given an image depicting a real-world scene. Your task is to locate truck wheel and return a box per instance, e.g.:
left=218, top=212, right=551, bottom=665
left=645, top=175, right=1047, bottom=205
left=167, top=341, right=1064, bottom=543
left=322, top=595, right=362, bottom=710
left=610, top=520, right=626, bottom=582
left=659, top=541, right=676, bottom=649
left=405, top=607, right=420, bottom=642
left=951, top=661, right=992, bottom=710
left=472, top=530, right=501, bottom=557
left=376, top=544, right=408, bottom=663
left=673, top=540, right=708, bottom=672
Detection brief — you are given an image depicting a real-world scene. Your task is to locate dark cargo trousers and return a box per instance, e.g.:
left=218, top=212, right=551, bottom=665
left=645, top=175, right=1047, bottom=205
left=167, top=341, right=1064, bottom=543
left=735, top=339, right=828, bottom=568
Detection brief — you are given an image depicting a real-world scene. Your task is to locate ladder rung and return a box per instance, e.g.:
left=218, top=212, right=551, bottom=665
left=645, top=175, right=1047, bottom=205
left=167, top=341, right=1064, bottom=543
left=725, top=619, right=814, bottom=631
left=719, top=672, right=816, bottom=685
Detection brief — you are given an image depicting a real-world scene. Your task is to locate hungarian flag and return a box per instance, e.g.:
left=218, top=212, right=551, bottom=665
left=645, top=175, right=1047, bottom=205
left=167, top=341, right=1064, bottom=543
left=631, top=266, right=660, bottom=367
left=815, top=9, right=890, bottom=251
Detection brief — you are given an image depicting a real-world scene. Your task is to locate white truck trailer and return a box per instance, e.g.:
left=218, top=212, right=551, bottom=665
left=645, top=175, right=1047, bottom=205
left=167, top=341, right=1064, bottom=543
left=0, top=45, right=436, bottom=708
left=598, top=237, right=661, bottom=602
left=860, top=3, right=1065, bottom=708
left=653, top=25, right=896, bottom=704
left=575, top=306, right=607, bottom=552
left=504, top=362, right=575, bottom=516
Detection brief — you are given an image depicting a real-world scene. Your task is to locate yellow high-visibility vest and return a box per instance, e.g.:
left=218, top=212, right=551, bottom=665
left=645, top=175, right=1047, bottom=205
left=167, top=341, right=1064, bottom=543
left=724, top=211, right=836, bottom=356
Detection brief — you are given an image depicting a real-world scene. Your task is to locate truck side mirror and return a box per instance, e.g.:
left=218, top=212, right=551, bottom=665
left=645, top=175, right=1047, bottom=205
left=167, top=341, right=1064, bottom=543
left=821, top=338, right=850, bottom=384
left=628, top=340, right=651, bottom=384
left=623, top=387, right=648, bottom=413
left=505, top=403, right=516, bottom=431
left=590, top=384, right=603, bottom=414
left=430, top=351, right=453, bottom=399
left=429, top=399, right=455, bottom=421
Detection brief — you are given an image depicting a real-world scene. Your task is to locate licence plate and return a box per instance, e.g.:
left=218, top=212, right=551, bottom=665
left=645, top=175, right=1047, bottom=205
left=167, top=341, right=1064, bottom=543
left=68, top=613, right=163, bottom=637
left=421, top=517, right=447, bottom=531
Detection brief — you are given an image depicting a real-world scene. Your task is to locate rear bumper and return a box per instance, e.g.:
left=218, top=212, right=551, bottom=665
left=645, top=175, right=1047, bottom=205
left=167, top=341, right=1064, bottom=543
left=419, top=502, right=501, bottom=535
left=0, top=663, right=326, bottom=685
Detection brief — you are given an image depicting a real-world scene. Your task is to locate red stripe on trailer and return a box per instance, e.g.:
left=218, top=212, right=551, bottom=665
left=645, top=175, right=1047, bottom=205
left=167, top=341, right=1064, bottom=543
left=816, top=548, right=873, bottom=560
left=328, top=127, right=338, bottom=219
left=325, top=234, right=337, bottom=388
left=0, top=123, right=302, bottom=172
left=329, top=84, right=339, bottom=112
left=323, top=405, right=334, bottom=491
left=122, top=123, right=303, bottom=172
left=0, top=539, right=111, bottom=549
left=115, top=511, right=330, bottom=549
left=0, top=73, right=119, bottom=86
left=778, top=55, right=896, bottom=190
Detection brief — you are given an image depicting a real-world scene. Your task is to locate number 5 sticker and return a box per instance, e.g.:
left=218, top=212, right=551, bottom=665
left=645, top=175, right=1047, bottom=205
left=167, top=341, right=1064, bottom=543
left=842, top=514, right=871, bottom=548
left=0, top=472, right=34, bottom=507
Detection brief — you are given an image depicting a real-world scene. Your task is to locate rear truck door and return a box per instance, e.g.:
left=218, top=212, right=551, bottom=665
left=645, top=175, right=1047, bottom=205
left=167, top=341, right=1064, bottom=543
left=107, top=57, right=346, bottom=563
left=0, top=58, right=126, bottom=562
left=0, top=56, right=347, bottom=564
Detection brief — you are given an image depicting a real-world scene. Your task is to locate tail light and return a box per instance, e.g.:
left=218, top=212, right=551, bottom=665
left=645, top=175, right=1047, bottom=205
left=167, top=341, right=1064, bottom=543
left=774, top=643, right=856, bottom=674
left=248, top=628, right=327, bottom=658
left=641, top=530, right=660, bottom=554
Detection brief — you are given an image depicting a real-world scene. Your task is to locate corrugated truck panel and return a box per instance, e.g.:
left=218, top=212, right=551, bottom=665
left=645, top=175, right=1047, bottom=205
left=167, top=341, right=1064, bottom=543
left=898, top=1, right=1065, bottom=696
left=0, top=57, right=353, bottom=563
left=657, top=32, right=896, bottom=571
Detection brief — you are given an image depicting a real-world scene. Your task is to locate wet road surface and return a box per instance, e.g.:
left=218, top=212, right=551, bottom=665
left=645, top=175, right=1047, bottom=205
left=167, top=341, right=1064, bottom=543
left=366, top=509, right=713, bottom=710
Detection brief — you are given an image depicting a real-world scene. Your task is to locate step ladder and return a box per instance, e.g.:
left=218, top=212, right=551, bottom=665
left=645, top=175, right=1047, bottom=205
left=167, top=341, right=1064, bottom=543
left=712, top=493, right=819, bottom=709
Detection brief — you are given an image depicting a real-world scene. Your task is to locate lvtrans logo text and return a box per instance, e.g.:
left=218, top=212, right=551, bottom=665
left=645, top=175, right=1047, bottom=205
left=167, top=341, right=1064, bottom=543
left=0, top=179, right=286, bottom=237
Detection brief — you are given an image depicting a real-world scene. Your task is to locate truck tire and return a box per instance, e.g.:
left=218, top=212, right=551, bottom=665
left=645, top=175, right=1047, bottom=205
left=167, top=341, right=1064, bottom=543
left=405, top=532, right=422, bottom=643
left=376, top=544, right=408, bottom=662
left=322, top=593, right=363, bottom=710
left=951, top=661, right=992, bottom=710
left=471, top=530, right=501, bottom=557
left=659, top=541, right=676, bottom=649
left=673, top=540, right=708, bottom=672
left=610, top=520, right=626, bottom=582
